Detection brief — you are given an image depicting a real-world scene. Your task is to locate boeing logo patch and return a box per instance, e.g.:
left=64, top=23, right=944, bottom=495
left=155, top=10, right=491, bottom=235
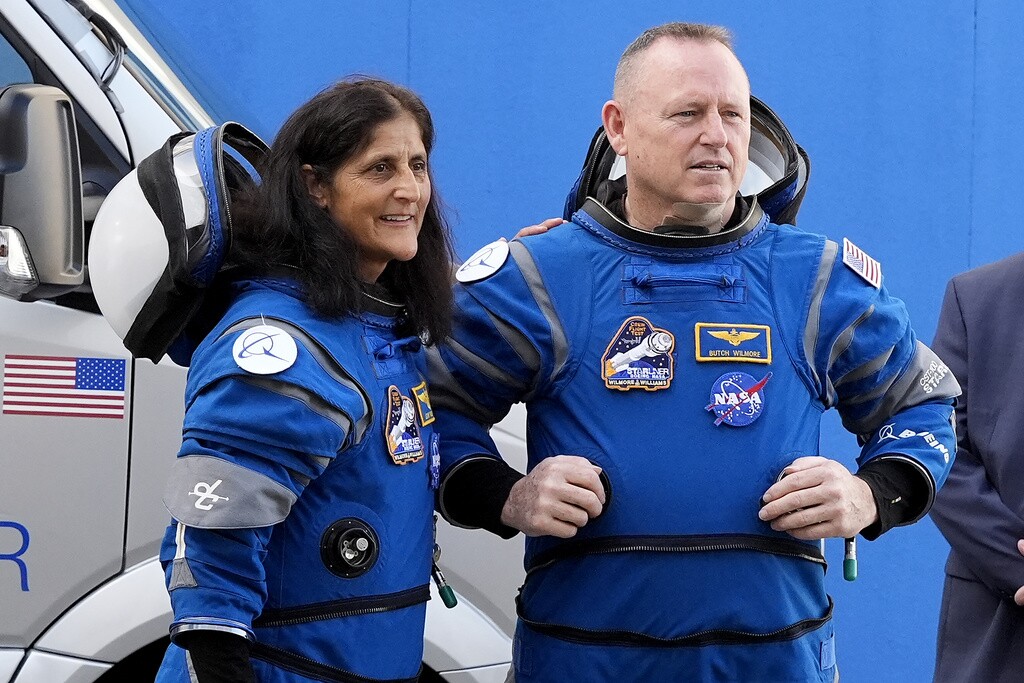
left=706, top=371, right=772, bottom=427
left=386, top=386, right=424, bottom=464
left=233, top=324, right=297, bottom=374
left=878, top=424, right=951, bottom=463
left=695, top=323, right=772, bottom=364
left=602, top=316, right=675, bottom=391
left=456, top=239, right=510, bottom=283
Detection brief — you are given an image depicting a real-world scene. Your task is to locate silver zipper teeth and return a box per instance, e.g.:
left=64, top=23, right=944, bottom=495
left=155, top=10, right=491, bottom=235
left=262, top=603, right=400, bottom=627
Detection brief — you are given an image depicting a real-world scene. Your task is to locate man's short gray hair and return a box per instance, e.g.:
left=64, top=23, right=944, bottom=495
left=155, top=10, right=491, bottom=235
left=613, top=22, right=735, bottom=101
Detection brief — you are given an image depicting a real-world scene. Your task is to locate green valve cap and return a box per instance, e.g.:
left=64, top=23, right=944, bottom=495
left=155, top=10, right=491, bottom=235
left=844, top=558, right=857, bottom=582
left=439, top=585, right=458, bottom=608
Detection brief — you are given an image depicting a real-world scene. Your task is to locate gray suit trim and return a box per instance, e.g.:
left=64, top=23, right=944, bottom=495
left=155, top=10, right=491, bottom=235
left=168, top=522, right=198, bottom=590
left=238, top=375, right=353, bottom=450
left=221, top=316, right=373, bottom=444
left=824, top=305, right=876, bottom=406
left=508, top=241, right=569, bottom=389
left=834, top=345, right=894, bottom=389
left=425, top=346, right=504, bottom=425
left=446, top=336, right=530, bottom=394
left=185, top=650, right=199, bottom=683
left=485, top=307, right=542, bottom=378
left=163, top=454, right=298, bottom=529
left=172, top=622, right=254, bottom=641
left=803, top=240, right=839, bottom=396
left=169, top=558, right=197, bottom=591
left=843, top=341, right=960, bottom=434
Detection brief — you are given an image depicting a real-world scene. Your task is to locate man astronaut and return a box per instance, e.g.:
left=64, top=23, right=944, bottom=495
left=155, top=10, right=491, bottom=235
left=430, top=22, right=959, bottom=682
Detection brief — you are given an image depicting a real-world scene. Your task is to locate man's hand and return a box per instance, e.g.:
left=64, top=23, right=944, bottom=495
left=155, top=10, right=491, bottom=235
left=514, top=217, right=565, bottom=239
left=758, top=456, right=878, bottom=540
left=1016, top=539, right=1024, bottom=606
left=500, top=455, right=605, bottom=538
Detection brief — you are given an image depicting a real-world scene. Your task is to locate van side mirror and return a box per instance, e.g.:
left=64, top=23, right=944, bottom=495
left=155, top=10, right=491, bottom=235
left=0, top=84, right=84, bottom=300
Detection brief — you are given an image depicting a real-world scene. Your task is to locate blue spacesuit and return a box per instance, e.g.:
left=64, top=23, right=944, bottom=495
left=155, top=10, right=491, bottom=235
left=156, top=276, right=436, bottom=683
left=431, top=196, right=960, bottom=682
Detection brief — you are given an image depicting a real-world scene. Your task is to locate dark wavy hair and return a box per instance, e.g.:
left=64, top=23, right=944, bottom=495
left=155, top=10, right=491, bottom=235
left=231, top=77, right=455, bottom=343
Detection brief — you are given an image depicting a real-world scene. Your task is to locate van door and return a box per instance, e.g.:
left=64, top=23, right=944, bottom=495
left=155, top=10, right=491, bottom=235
left=0, top=1, right=135, bottom=649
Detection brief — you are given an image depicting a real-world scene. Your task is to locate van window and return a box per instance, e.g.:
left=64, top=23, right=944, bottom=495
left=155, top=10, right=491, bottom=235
left=0, top=32, right=31, bottom=87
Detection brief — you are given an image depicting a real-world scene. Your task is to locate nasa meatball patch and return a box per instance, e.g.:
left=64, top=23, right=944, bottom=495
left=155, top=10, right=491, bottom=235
left=705, top=371, right=772, bottom=427
left=385, top=385, right=424, bottom=465
left=602, top=316, right=675, bottom=391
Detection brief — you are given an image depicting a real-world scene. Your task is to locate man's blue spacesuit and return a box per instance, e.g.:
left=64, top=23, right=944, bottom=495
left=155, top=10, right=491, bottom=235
left=430, top=193, right=960, bottom=681
left=156, top=276, right=437, bottom=683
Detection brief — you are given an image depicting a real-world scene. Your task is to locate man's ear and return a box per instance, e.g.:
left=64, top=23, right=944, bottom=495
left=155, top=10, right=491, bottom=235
left=300, top=164, right=326, bottom=208
left=602, top=100, right=628, bottom=156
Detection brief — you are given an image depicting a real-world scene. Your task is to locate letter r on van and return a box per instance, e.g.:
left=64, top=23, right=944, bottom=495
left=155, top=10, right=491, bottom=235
left=0, top=521, right=30, bottom=591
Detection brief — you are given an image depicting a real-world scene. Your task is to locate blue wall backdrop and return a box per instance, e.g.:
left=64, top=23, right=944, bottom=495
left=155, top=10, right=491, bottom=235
left=114, top=1, right=1024, bottom=680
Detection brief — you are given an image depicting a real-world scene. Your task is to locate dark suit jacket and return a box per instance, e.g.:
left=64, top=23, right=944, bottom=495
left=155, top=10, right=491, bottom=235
left=930, top=252, right=1024, bottom=683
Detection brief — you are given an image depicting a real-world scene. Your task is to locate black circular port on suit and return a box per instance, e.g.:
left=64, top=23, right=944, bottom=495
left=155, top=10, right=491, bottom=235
left=321, top=518, right=379, bottom=578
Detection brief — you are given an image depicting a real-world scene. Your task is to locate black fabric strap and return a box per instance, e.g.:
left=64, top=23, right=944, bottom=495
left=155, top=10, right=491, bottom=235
left=253, top=584, right=430, bottom=628
left=176, top=630, right=255, bottom=683
left=249, top=642, right=419, bottom=683
left=518, top=594, right=833, bottom=648
left=526, top=533, right=826, bottom=576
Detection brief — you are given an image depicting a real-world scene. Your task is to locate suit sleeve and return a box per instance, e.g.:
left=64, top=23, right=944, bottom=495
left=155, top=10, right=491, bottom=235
left=159, top=327, right=366, bottom=642
left=801, top=239, right=959, bottom=525
left=928, top=278, right=1024, bottom=599
left=431, top=240, right=571, bottom=528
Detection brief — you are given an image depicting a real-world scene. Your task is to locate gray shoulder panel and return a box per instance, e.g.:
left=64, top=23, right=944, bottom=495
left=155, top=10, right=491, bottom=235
left=221, top=317, right=373, bottom=444
left=163, top=455, right=297, bottom=529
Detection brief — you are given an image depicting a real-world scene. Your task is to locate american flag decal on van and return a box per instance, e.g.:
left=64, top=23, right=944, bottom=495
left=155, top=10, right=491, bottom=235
left=2, top=355, right=126, bottom=418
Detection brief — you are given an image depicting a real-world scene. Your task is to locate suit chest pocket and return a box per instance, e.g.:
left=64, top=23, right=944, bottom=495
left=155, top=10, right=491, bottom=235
left=623, top=260, right=746, bottom=304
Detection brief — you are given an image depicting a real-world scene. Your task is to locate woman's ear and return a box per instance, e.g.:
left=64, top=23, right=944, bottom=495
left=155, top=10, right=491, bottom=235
left=300, top=164, right=326, bottom=208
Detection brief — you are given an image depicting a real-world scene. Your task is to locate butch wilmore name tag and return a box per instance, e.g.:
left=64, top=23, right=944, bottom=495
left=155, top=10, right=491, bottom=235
left=694, top=323, right=772, bottom=364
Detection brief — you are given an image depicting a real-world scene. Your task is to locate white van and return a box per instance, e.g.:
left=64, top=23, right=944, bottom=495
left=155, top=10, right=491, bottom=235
left=0, top=0, right=527, bottom=680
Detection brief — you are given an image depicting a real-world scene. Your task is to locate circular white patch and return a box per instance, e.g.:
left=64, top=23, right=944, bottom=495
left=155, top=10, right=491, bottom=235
left=232, top=324, right=298, bottom=375
left=455, top=239, right=510, bottom=283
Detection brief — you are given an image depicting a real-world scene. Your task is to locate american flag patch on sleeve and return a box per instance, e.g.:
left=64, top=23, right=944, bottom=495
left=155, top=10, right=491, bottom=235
left=842, top=238, right=882, bottom=289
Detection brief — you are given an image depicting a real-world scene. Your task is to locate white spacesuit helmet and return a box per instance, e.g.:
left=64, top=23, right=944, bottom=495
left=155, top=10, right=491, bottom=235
left=88, top=123, right=267, bottom=364
left=563, top=95, right=810, bottom=226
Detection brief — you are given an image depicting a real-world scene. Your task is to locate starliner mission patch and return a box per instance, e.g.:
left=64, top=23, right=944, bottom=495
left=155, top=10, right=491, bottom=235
left=385, top=385, right=424, bottom=465
left=602, top=316, right=675, bottom=391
